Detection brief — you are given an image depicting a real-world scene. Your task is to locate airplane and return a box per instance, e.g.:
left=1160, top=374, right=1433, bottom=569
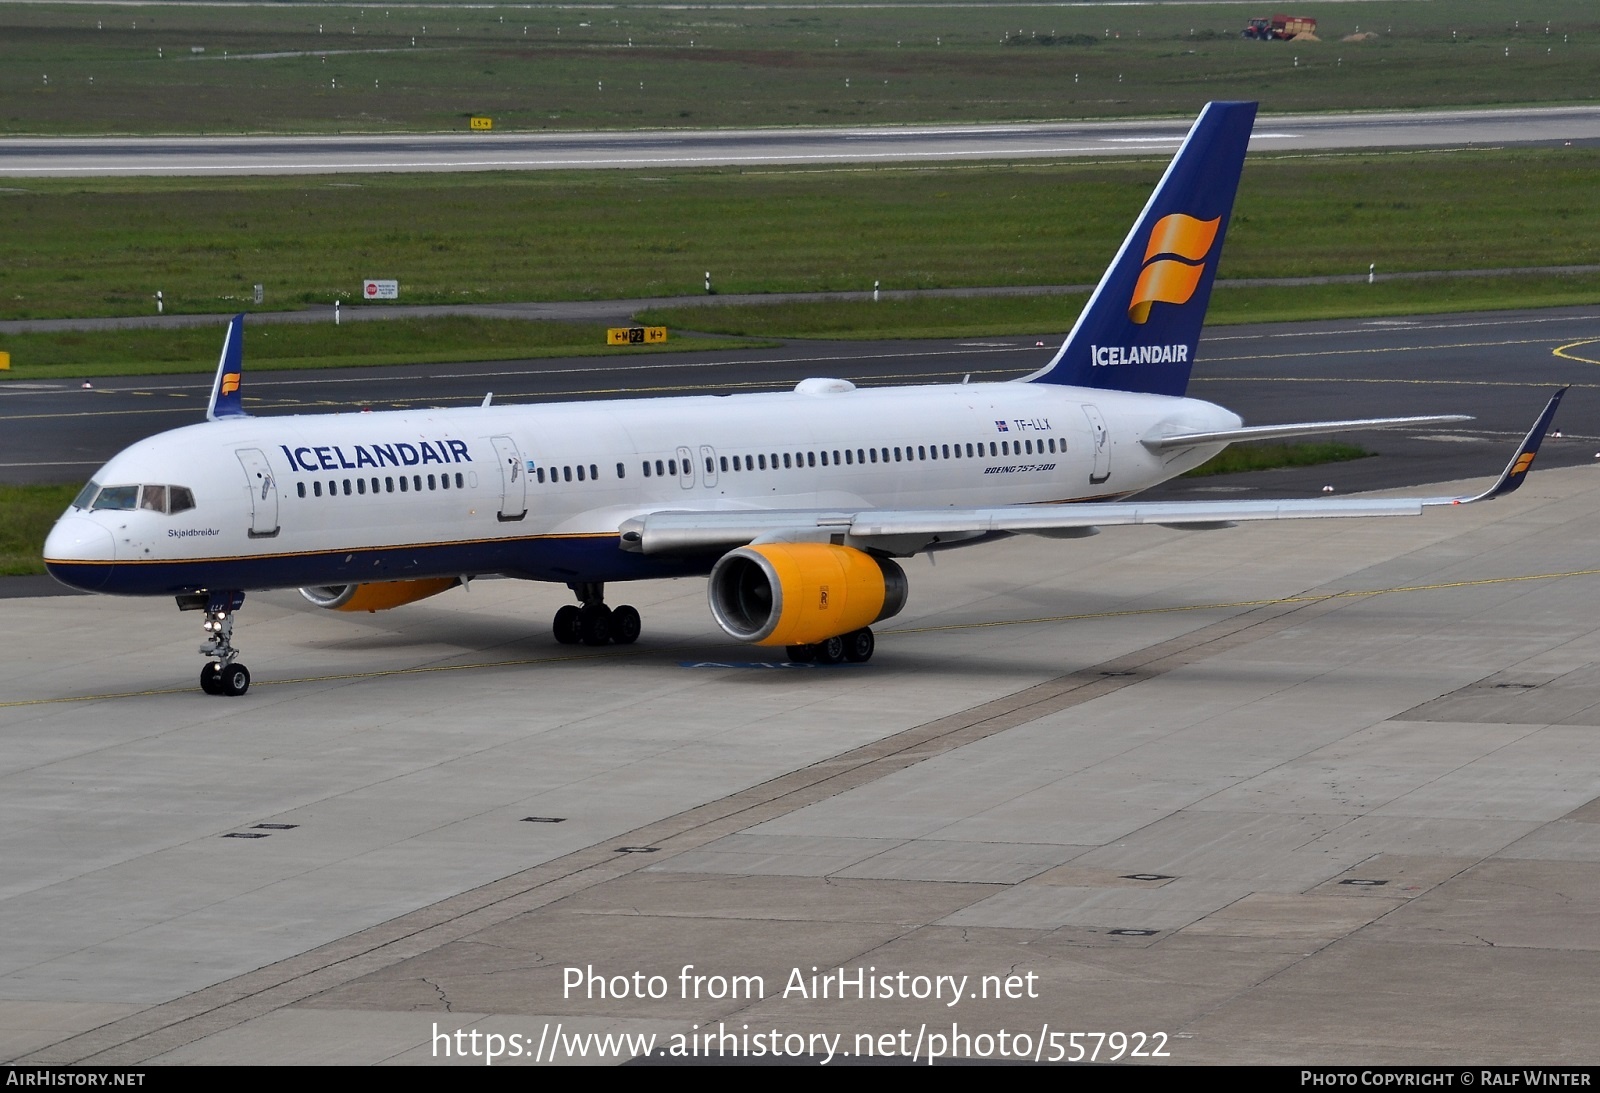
left=42, top=101, right=1564, bottom=697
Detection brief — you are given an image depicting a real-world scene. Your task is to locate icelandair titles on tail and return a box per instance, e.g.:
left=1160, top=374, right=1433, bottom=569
left=43, top=101, right=1563, bottom=696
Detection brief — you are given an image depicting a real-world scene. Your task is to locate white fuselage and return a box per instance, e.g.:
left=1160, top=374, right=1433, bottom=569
left=44, top=380, right=1239, bottom=596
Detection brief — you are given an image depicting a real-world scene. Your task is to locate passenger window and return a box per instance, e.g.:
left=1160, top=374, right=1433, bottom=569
left=833, top=450, right=841, bottom=464
left=386, top=477, right=395, bottom=493
left=758, top=454, right=767, bottom=470
left=343, top=479, right=352, bottom=495
left=668, top=460, right=677, bottom=476
left=844, top=450, right=853, bottom=465
left=455, top=474, right=464, bottom=488
left=643, top=462, right=652, bottom=478
left=564, top=466, right=572, bottom=483
left=894, top=448, right=902, bottom=462
left=783, top=453, right=792, bottom=468
left=439, top=474, right=448, bottom=490
left=314, top=481, right=323, bottom=498
left=139, top=484, right=167, bottom=512
left=358, top=478, right=366, bottom=495
left=918, top=446, right=927, bottom=460
left=371, top=478, right=379, bottom=494
left=536, top=468, right=545, bottom=483
left=576, top=465, right=586, bottom=482
left=297, top=482, right=307, bottom=499
left=427, top=474, right=436, bottom=490
left=413, top=475, right=422, bottom=491
left=820, top=451, right=828, bottom=467
left=869, top=449, right=878, bottom=464
left=590, top=464, right=597, bottom=480
left=807, top=452, right=816, bottom=467
left=657, top=460, right=666, bottom=477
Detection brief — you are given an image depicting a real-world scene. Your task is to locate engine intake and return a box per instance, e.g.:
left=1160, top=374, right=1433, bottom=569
left=708, top=543, right=907, bottom=646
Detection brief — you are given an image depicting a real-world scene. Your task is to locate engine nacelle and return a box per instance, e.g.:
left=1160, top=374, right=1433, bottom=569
left=299, top=578, right=459, bottom=613
left=708, top=543, right=908, bottom=646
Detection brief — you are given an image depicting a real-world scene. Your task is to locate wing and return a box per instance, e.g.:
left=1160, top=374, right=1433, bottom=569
left=620, top=390, right=1564, bottom=557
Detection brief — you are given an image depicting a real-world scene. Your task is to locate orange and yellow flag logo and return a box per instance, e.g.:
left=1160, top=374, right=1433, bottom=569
left=1128, top=213, right=1220, bottom=324
left=220, top=373, right=241, bottom=396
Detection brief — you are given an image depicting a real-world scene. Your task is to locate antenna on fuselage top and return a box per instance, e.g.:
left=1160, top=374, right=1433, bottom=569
left=205, top=313, right=249, bottom=421
left=482, top=392, right=494, bottom=408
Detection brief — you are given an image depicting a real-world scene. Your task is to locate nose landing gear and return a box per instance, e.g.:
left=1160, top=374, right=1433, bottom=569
left=181, top=590, right=251, bottom=696
left=552, top=583, right=641, bottom=648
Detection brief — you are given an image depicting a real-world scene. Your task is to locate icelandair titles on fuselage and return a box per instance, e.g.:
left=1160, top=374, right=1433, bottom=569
left=279, top=439, right=473, bottom=473
left=1089, top=343, right=1191, bottom=368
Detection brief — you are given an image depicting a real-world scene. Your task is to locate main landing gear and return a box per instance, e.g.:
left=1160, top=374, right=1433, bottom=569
left=787, top=626, right=875, bottom=665
left=552, top=582, right=641, bottom=648
left=181, top=590, right=252, bottom=696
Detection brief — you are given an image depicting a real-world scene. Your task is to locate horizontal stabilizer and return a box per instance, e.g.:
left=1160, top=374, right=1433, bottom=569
left=1144, top=414, right=1472, bottom=451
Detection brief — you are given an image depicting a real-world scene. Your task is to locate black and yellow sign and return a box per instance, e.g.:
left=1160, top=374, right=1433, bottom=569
left=469, top=116, right=493, bottom=131
left=607, top=326, right=668, bottom=346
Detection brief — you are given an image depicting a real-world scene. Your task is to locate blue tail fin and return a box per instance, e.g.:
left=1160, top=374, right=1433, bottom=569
left=206, top=314, right=247, bottom=420
left=1025, top=101, right=1256, bottom=397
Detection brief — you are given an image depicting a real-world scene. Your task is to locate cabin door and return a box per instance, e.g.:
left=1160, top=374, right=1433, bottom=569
left=235, top=448, right=280, bottom=539
left=1082, top=405, right=1112, bottom=485
left=490, top=435, right=528, bottom=521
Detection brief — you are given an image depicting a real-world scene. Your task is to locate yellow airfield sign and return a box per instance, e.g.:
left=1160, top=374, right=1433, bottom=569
left=607, top=326, right=668, bottom=346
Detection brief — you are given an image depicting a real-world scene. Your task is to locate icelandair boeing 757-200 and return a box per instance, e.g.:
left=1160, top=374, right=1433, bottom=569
left=43, top=102, right=1564, bottom=696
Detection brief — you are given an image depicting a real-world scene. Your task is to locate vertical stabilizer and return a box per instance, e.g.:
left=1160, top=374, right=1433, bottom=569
left=1024, top=101, right=1256, bottom=397
left=206, top=314, right=248, bottom=420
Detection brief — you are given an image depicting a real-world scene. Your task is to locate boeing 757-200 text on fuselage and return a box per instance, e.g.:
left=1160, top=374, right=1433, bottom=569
left=42, top=102, right=1563, bottom=696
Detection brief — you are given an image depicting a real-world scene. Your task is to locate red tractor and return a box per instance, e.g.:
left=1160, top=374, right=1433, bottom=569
left=1242, top=15, right=1317, bottom=40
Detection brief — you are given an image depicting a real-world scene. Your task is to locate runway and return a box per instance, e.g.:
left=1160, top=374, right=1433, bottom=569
left=4, top=105, right=1599, bottom=177
left=4, top=305, right=1597, bottom=497
left=5, top=456, right=1600, bottom=1063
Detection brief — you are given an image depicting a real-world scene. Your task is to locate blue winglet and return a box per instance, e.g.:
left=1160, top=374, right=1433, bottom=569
left=1453, top=388, right=1567, bottom=504
left=206, top=314, right=248, bottom=421
left=1024, top=101, right=1257, bottom=397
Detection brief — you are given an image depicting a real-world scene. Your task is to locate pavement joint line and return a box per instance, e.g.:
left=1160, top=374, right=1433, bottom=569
left=9, top=568, right=1600, bottom=711
left=16, top=586, right=1425, bottom=1065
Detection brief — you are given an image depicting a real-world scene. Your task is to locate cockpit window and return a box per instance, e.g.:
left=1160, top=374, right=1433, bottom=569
left=83, top=483, right=196, bottom=514
left=91, top=485, right=138, bottom=511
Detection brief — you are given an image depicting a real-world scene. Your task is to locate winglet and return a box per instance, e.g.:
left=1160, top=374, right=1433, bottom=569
left=205, top=314, right=248, bottom=421
left=1445, top=388, right=1566, bottom=505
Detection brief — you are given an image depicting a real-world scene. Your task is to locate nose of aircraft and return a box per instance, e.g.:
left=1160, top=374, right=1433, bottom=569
left=43, top=515, right=115, bottom=590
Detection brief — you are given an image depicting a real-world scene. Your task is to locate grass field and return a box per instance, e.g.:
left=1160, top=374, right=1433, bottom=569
left=1182, top=441, right=1372, bottom=478
left=0, top=484, right=76, bottom=576
left=4, top=147, right=1598, bottom=326
left=0, top=317, right=763, bottom=379
left=640, top=271, right=1600, bottom=340
left=2, top=1, right=1597, bottom=134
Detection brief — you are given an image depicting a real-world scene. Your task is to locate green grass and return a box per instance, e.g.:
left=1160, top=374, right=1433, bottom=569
left=0, top=317, right=764, bottom=379
left=1182, top=441, right=1373, bottom=478
left=0, top=483, right=77, bottom=576
left=2, top=2, right=1598, bottom=133
left=641, top=271, right=1600, bottom=340
left=4, top=147, right=1600, bottom=323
